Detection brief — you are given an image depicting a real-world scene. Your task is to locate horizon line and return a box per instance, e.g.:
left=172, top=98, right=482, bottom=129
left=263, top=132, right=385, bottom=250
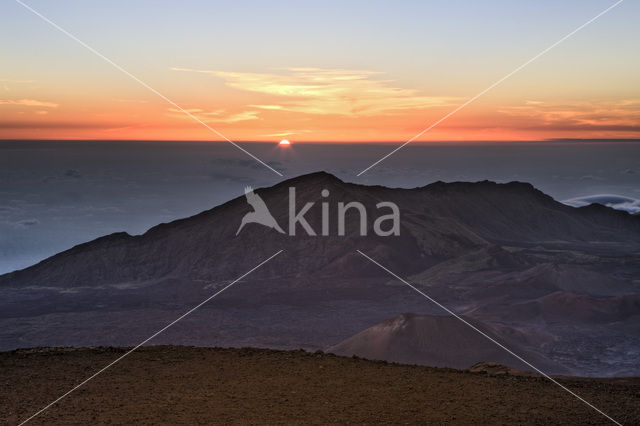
left=1, top=138, right=640, bottom=145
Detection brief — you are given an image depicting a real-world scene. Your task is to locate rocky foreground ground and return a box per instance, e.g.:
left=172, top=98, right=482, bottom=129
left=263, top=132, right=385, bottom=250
left=1, top=346, right=638, bottom=425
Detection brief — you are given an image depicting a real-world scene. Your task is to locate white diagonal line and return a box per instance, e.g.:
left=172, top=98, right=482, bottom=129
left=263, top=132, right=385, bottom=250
left=356, top=250, right=621, bottom=425
left=357, top=0, right=625, bottom=176
left=19, top=249, right=284, bottom=425
left=13, top=0, right=283, bottom=177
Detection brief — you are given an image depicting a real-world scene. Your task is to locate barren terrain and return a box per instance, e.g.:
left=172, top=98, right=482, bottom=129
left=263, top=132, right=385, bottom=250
left=2, top=346, right=638, bottom=425
left=2, top=174, right=640, bottom=377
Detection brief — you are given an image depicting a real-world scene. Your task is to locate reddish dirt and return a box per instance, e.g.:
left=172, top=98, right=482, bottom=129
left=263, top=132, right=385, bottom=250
left=1, top=346, right=638, bottom=425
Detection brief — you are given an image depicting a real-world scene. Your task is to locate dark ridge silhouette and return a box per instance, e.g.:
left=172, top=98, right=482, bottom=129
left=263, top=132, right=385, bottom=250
left=2, top=171, right=637, bottom=288
left=0, top=172, right=638, bottom=376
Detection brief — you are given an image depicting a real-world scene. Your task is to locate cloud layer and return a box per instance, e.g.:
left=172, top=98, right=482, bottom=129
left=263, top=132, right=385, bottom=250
left=172, top=67, right=455, bottom=117
left=0, top=99, right=58, bottom=108
left=499, top=100, right=640, bottom=133
left=563, top=194, right=640, bottom=214
left=166, top=108, right=259, bottom=123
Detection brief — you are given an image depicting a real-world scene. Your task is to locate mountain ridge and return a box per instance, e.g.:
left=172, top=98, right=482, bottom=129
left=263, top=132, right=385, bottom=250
left=0, top=172, right=638, bottom=376
left=2, top=171, right=638, bottom=286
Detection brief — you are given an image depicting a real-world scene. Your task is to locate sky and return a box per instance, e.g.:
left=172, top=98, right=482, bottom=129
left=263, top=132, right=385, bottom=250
left=1, top=0, right=639, bottom=142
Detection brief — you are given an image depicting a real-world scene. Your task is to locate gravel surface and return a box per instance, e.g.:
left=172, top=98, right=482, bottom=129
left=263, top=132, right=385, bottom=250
left=2, top=346, right=638, bottom=425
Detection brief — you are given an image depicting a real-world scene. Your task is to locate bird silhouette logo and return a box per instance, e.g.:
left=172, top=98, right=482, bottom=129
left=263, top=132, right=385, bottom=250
left=236, top=186, right=285, bottom=235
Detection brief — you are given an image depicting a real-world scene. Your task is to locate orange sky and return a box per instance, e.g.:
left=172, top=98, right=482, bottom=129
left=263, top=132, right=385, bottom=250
left=1, top=66, right=639, bottom=142
left=1, top=1, right=639, bottom=142
left=2, top=66, right=638, bottom=142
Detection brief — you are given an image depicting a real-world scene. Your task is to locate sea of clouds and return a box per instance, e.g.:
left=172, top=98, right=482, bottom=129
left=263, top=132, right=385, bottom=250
left=1, top=140, right=638, bottom=274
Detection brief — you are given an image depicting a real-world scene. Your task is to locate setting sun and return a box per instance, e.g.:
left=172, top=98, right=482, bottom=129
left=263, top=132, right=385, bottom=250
left=278, top=139, right=291, bottom=146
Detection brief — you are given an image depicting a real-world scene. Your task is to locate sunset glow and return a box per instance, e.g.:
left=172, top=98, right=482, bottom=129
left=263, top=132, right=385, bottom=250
left=1, top=1, right=638, bottom=142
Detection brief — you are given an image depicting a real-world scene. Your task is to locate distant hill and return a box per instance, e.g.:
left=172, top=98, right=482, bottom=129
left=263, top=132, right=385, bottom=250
left=0, top=172, right=639, bottom=376
left=328, top=313, right=568, bottom=374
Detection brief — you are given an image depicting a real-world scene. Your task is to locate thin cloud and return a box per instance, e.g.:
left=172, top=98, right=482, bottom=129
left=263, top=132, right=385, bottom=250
left=249, top=104, right=284, bottom=111
left=499, top=100, right=640, bottom=131
left=114, top=98, right=149, bottom=104
left=262, top=129, right=313, bottom=137
left=0, top=79, right=35, bottom=83
left=167, top=108, right=259, bottom=123
left=0, top=120, right=124, bottom=129
left=14, top=219, right=40, bottom=228
left=0, top=99, right=58, bottom=108
left=172, top=67, right=456, bottom=116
